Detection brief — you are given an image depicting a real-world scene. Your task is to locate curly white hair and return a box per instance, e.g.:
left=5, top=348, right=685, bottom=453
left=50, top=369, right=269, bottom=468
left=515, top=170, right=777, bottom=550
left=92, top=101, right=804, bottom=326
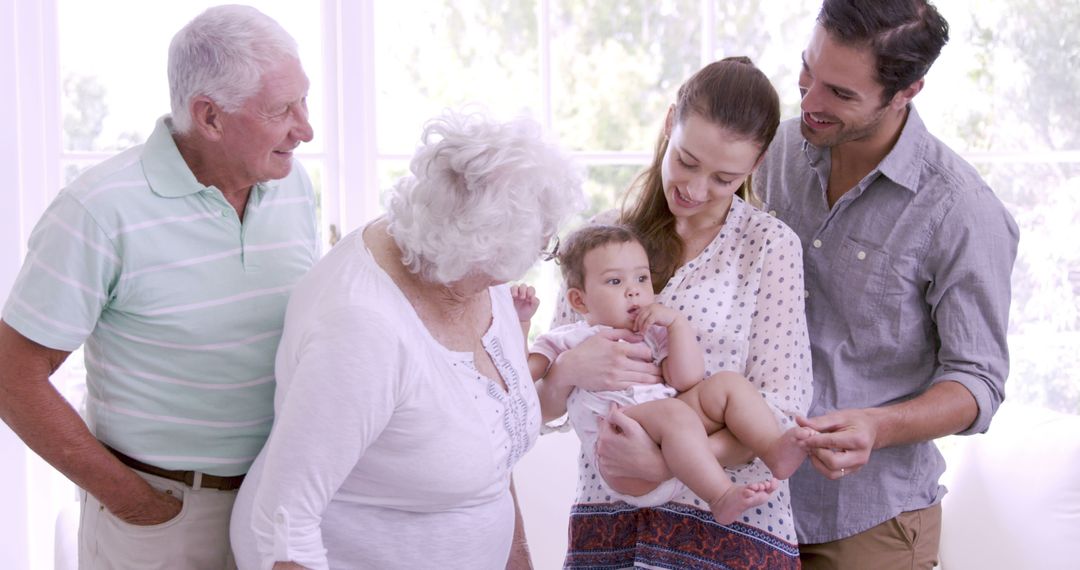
left=386, top=110, right=585, bottom=285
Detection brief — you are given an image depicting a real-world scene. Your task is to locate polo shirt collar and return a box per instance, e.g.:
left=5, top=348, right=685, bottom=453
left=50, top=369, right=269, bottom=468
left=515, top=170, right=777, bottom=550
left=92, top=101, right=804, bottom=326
left=143, top=116, right=210, bottom=198
left=142, top=115, right=277, bottom=200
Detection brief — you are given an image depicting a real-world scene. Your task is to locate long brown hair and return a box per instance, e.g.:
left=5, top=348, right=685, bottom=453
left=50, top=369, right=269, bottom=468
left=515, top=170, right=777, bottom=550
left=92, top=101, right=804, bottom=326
left=620, top=56, right=780, bottom=292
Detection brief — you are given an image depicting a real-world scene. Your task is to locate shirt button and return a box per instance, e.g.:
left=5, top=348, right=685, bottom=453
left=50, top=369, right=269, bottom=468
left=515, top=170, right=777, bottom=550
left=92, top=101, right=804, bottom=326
left=221, top=209, right=230, bottom=217
left=805, top=289, right=811, bottom=298
left=812, top=239, right=822, bottom=248
left=768, top=210, right=777, bottom=217
left=857, top=250, right=867, bottom=260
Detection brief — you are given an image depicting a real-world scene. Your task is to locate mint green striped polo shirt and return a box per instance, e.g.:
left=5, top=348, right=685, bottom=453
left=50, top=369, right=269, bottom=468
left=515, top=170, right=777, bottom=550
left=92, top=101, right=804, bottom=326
left=3, top=116, right=319, bottom=476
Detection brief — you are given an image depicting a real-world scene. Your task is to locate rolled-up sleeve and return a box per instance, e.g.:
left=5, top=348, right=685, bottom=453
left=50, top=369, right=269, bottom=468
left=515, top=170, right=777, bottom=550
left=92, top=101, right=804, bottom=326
left=924, top=186, right=1019, bottom=435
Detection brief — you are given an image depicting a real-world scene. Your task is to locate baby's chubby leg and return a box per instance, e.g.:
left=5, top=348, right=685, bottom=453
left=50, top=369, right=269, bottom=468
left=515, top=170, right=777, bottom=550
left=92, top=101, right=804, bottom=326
left=623, top=398, right=778, bottom=524
left=594, top=406, right=665, bottom=498
left=622, top=398, right=773, bottom=512
left=685, top=371, right=812, bottom=479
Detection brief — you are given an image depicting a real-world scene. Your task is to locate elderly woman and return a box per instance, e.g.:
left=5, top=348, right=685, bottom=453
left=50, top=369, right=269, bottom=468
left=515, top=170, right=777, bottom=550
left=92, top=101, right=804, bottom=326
left=229, top=111, right=583, bottom=569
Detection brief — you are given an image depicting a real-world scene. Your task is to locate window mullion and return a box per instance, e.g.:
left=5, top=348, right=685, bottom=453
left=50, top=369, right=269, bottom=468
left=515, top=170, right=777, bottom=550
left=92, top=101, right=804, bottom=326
left=700, top=0, right=715, bottom=64
left=13, top=0, right=61, bottom=250
left=336, top=0, right=377, bottom=234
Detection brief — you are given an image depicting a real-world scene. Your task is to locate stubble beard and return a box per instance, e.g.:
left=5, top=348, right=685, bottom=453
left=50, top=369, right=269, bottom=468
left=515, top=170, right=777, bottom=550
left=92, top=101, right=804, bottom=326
left=800, top=104, right=891, bottom=148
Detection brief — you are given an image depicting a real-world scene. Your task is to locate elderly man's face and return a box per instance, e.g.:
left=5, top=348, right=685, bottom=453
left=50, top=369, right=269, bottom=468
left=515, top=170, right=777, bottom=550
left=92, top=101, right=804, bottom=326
left=221, top=57, right=313, bottom=186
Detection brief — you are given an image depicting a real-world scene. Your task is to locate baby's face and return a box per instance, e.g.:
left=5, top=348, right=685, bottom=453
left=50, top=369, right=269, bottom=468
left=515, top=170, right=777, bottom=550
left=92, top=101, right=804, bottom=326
left=575, top=241, right=655, bottom=329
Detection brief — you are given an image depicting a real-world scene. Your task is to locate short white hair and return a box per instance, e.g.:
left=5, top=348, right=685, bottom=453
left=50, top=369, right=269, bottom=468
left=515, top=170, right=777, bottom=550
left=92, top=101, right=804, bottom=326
left=168, top=4, right=299, bottom=134
left=386, top=110, right=586, bottom=285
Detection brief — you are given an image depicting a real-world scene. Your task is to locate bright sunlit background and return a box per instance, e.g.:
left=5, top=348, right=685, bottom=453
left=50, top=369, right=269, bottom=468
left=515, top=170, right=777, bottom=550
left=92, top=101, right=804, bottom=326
left=2, top=0, right=1077, bottom=568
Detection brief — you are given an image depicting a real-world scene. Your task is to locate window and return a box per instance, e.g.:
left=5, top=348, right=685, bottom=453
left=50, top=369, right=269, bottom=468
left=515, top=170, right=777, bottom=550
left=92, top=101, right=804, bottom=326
left=5, top=0, right=1078, bottom=567
left=922, top=0, right=1080, bottom=411
left=57, top=0, right=328, bottom=225
left=366, top=2, right=1080, bottom=414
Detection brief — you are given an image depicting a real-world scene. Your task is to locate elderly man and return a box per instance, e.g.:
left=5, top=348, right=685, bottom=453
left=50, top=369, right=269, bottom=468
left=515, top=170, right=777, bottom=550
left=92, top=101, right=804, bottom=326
left=0, top=5, right=316, bottom=569
left=754, top=1, right=1019, bottom=569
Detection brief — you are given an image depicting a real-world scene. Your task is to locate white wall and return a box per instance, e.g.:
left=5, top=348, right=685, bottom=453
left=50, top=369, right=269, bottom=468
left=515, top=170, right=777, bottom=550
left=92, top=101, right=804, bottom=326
left=514, top=430, right=581, bottom=569
left=0, top=0, right=31, bottom=565
left=1, top=1, right=61, bottom=567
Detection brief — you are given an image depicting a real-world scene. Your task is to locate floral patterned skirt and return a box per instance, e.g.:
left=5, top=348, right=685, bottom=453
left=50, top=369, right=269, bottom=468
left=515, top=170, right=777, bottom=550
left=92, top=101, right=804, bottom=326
left=564, top=502, right=800, bottom=569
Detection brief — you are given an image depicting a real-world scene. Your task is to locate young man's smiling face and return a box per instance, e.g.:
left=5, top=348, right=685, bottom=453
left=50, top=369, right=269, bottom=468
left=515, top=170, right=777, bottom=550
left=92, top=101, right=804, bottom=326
left=798, top=24, right=893, bottom=148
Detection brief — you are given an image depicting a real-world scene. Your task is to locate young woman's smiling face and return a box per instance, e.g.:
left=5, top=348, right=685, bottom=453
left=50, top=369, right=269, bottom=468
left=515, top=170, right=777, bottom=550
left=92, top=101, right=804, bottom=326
left=660, top=110, right=762, bottom=226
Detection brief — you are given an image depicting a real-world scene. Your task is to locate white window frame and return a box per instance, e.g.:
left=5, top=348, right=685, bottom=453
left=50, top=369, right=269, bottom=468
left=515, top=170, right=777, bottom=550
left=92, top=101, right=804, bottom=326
left=2, top=1, right=61, bottom=567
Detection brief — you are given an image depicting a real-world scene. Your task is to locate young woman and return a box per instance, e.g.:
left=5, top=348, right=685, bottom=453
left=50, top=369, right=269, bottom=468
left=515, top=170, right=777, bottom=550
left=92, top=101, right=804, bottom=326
left=536, top=56, right=812, bottom=569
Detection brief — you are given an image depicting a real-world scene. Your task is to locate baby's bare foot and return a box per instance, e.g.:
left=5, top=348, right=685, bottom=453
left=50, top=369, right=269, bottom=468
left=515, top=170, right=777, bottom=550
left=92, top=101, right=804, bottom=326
left=764, top=426, right=814, bottom=480
left=708, top=478, right=778, bottom=525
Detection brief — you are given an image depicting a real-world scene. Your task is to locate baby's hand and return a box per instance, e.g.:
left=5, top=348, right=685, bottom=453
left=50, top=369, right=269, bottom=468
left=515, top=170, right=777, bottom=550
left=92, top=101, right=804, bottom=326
left=511, top=284, right=540, bottom=322
left=633, top=302, right=683, bottom=332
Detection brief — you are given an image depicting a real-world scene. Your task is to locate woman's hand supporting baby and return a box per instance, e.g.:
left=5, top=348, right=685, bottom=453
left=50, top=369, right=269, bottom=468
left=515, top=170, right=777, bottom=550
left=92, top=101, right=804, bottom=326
left=536, top=329, right=663, bottom=419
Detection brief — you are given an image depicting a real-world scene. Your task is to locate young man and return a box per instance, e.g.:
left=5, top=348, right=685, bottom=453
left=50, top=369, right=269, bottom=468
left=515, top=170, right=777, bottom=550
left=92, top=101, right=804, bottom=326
left=0, top=6, right=317, bottom=569
left=753, top=1, right=1020, bottom=568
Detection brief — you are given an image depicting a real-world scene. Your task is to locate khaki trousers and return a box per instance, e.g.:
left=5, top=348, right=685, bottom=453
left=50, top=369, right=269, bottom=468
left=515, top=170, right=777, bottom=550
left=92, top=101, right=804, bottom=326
left=800, top=503, right=942, bottom=570
left=78, top=471, right=239, bottom=570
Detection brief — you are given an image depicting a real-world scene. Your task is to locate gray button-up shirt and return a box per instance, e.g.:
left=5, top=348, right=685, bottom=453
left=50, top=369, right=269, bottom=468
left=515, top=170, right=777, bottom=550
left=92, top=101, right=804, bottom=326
left=753, top=107, right=1019, bottom=543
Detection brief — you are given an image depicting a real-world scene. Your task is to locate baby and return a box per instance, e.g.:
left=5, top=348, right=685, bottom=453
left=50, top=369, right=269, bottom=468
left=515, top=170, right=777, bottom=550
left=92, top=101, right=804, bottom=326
left=515, top=224, right=810, bottom=525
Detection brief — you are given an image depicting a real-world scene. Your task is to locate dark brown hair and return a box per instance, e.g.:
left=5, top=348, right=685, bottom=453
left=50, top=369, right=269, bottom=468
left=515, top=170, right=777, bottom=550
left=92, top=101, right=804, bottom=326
left=620, top=56, right=780, bottom=292
left=818, top=0, right=949, bottom=104
left=557, top=224, right=645, bottom=291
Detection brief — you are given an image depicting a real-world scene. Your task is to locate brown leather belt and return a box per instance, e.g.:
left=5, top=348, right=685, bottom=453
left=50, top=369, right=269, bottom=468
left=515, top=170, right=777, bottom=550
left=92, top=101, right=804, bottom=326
left=105, top=445, right=246, bottom=491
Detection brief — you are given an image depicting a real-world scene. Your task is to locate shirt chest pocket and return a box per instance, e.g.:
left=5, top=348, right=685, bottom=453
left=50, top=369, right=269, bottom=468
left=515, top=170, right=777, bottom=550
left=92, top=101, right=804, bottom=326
left=831, top=237, right=890, bottom=326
